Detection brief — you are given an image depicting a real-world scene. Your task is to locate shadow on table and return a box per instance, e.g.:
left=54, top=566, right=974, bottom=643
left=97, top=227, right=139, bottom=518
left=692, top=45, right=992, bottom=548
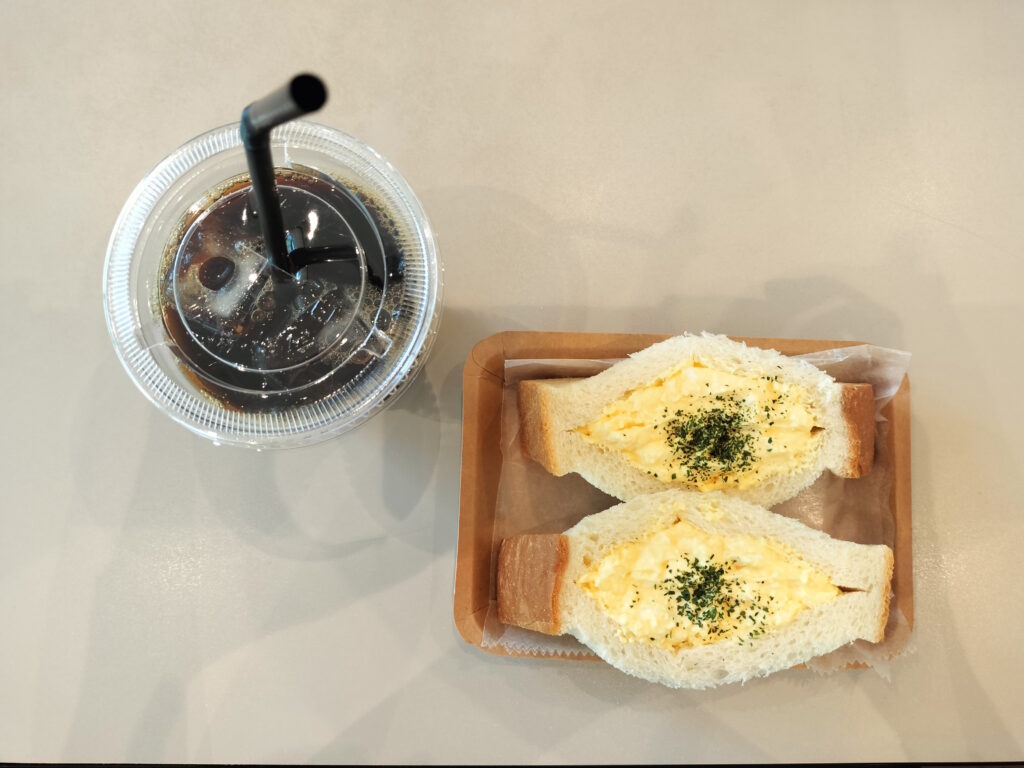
left=58, top=358, right=449, bottom=760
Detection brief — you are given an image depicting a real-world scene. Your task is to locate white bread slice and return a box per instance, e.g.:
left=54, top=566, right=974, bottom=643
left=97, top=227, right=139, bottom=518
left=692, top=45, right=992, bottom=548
left=519, top=333, right=874, bottom=507
left=497, top=489, right=893, bottom=689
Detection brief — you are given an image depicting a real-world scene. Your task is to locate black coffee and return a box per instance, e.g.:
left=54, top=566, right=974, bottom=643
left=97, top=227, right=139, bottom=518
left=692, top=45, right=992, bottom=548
left=155, top=167, right=405, bottom=411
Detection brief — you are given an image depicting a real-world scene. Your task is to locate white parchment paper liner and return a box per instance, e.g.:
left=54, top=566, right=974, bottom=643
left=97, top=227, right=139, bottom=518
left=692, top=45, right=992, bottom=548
left=480, top=343, right=913, bottom=678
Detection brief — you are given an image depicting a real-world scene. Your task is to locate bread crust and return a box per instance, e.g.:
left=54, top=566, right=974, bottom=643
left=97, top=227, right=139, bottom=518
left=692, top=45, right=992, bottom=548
left=871, top=546, right=895, bottom=642
left=517, top=379, right=559, bottom=475
left=518, top=378, right=584, bottom=476
left=837, top=382, right=876, bottom=478
left=496, top=534, right=569, bottom=635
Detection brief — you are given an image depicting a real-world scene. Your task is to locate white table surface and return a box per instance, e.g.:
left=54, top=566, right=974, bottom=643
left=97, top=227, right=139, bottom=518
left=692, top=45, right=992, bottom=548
left=2, top=0, right=1023, bottom=763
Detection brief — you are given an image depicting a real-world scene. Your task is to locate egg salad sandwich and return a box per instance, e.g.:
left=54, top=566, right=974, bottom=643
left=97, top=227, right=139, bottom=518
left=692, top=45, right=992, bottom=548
left=518, top=333, right=875, bottom=507
left=497, top=489, right=893, bottom=689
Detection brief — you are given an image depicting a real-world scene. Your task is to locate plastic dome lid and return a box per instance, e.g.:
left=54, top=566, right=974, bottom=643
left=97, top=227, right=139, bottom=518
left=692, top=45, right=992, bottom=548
left=103, top=121, right=442, bottom=447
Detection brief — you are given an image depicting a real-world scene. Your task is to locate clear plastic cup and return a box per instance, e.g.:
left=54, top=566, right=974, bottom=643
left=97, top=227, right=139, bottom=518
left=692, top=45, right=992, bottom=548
left=103, top=120, right=442, bottom=448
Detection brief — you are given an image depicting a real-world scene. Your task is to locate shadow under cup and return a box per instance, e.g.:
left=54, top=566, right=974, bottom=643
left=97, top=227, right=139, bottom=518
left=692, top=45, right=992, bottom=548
left=103, top=120, right=443, bottom=448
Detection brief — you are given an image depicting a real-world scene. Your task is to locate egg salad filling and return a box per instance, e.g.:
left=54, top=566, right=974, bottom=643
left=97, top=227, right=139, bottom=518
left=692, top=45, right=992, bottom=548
left=577, top=518, right=840, bottom=648
left=575, top=359, right=825, bottom=490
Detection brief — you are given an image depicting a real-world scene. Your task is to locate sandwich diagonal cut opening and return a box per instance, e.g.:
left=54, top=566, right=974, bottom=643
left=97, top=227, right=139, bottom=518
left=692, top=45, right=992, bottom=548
left=519, top=333, right=875, bottom=507
left=497, top=489, right=893, bottom=689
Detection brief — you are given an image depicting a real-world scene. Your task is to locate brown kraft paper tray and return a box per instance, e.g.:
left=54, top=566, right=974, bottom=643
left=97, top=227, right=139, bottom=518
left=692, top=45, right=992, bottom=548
left=454, top=331, right=912, bottom=661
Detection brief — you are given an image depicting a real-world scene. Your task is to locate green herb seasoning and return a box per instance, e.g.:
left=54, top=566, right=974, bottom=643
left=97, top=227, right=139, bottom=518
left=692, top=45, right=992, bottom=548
left=660, top=392, right=757, bottom=481
left=654, top=556, right=771, bottom=641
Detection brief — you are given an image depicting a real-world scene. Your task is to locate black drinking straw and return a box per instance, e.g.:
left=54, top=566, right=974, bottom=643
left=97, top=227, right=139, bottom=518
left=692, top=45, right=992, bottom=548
left=240, top=74, right=328, bottom=273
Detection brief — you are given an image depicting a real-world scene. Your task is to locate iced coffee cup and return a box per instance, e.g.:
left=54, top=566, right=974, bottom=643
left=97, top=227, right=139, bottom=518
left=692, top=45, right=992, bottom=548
left=103, top=75, right=442, bottom=447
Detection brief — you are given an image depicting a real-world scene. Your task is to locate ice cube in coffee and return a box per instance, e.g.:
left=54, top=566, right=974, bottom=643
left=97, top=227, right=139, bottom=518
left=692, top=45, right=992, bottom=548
left=156, top=167, right=404, bottom=411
